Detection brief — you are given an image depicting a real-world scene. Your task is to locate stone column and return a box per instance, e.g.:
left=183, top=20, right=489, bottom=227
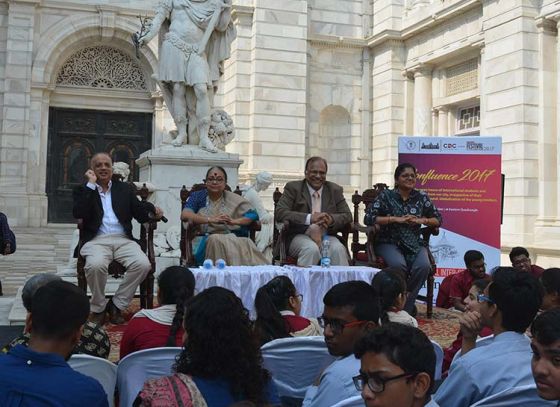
left=413, top=65, right=433, bottom=136
left=0, top=0, right=40, bottom=226
left=437, top=106, right=449, bottom=136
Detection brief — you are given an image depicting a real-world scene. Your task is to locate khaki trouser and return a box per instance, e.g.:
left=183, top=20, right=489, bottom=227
left=80, top=234, right=151, bottom=313
left=288, top=234, right=349, bottom=267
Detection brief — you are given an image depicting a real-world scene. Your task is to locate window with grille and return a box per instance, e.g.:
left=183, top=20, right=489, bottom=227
left=446, top=59, right=478, bottom=97
left=456, top=105, right=480, bottom=135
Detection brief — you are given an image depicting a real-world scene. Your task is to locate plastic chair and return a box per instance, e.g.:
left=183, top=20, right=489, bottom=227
left=261, top=336, right=336, bottom=399
left=470, top=384, right=557, bottom=406
left=451, top=334, right=494, bottom=367
left=68, top=354, right=117, bottom=407
left=430, top=340, right=444, bottom=381
left=116, top=347, right=182, bottom=407
left=331, top=395, right=364, bottom=407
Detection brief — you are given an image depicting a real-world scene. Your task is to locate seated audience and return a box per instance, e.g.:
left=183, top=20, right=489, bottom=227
left=434, top=267, right=542, bottom=406
left=541, top=268, right=560, bottom=311
left=0, top=281, right=108, bottom=406
left=254, top=275, right=321, bottom=346
left=181, top=166, right=268, bottom=266
left=531, top=308, right=560, bottom=403
left=441, top=279, right=493, bottom=376
left=1, top=273, right=110, bottom=359
left=353, top=323, right=439, bottom=407
left=435, top=273, right=453, bottom=309
left=135, top=287, right=279, bottom=406
left=509, top=246, right=544, bottom=278
left=120, top=266, right=195, bottom=359
left=371, top=267, right=418, bottom=327
left=364, top=163, right=442, bottom=314
left=448, top=250, right=490, bottom=311
left=302, top=281, right=380, bottom=407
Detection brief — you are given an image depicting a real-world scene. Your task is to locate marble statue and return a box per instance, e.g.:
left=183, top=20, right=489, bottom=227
left=240, top=172, right=274, bottom=260
left=139, top=0, right=236, bottom=152
left=112, top=161, right=131, bottom=181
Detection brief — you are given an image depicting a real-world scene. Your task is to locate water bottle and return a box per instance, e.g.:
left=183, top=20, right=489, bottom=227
left=215, top=258, right=227, bottom=269
left=203, top=259, right=214, bottom=269
left=320, top=236, right=331, bottom=268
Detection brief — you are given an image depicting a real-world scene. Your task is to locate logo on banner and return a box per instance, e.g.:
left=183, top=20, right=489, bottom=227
left=466, top=141, right=483, bottom=151
left=406, top=140, right=417, bottom=151
left=443, top=143, right=457, bottom=150
left=421, top=142, right=440, bottom=150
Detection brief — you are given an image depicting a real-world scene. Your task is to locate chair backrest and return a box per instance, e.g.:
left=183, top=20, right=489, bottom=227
left=470, top=384, right=557, bottom=407
left=331, top=395, right=364, bottom=407
left=68, top=354, right=117, bottom=407
left=430, top=340, right=444, bottom=381
left=116, top=347, right=182, bottom=407
left=451, top=334, right=494, bottom=367
left=261, top=336, right=336, bottom=399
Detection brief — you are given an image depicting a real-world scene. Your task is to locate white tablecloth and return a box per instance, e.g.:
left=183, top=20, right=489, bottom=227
left=190, top=265, right=379, bottom=318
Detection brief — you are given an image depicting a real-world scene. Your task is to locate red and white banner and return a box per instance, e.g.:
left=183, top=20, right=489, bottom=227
left=398, top=136, right=502, bottom=302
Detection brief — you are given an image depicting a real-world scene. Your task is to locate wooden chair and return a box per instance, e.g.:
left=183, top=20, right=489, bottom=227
left=76, top=179, right=158, bottom=309
left=350, top=183, right=439, bottom=318
left=272, top=187, right=351, bottom=266
left=179, top=183, right=261, bottom=266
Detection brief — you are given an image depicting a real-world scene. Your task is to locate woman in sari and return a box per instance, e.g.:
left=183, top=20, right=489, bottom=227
left=181, top=166, right=268, bottom=266
left=134, top=287, right=280, bottom=407
left=364, top=163, right=442, bottom=313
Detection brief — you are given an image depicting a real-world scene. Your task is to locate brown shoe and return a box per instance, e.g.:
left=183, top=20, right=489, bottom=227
left=89, top=311, right=106, bottom=325
left=105, top=299, right=125, bottom=325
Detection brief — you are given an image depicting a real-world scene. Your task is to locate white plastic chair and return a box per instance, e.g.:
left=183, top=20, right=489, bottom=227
left=261, top=336, right=336, bottom=399
left=331, top=395, right=364, bottom=407
left=451, top=334, right=494, bottom=367
left=116, top=347, right=182, bottom=407
left=470, top=384, right=557, bottom=406
left=68, top=354, right=117, bottom=407
left=430, top=340, right=444, bottom=381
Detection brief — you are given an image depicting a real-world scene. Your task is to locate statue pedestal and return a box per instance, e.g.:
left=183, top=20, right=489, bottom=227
left=136, top=144, right=243, bottom=234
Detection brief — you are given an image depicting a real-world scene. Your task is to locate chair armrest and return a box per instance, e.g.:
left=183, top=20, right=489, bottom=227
left=181, top=220, right=201, bottom=266
left=273, top=220, right=291, bottom=264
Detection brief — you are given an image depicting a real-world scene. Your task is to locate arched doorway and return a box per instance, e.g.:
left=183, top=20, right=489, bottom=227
left=46, top=45, right=153, bottom=223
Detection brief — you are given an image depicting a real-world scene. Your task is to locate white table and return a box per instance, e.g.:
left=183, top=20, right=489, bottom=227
left=190, top=265, right=379, bottom=318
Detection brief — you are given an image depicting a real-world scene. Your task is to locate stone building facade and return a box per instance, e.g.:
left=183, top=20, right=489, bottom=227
left=0, top=0, right=559, bottom=264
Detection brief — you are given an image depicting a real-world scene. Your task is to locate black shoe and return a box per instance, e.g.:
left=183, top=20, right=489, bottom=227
left=105, top=300, right=125, bottom=325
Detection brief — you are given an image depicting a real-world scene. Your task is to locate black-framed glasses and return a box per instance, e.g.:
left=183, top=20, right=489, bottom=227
left=352, top=372, right=416, bottom=393
left=477, top=293, right=495, bottom=304
left=317, top=317, right=366, bottom=335
left=293, top=294, right=303, bottom=302
left=206, top=177, right=225, bottom=184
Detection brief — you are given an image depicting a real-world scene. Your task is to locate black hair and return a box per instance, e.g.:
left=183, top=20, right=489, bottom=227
left=471, top=278, right=490, bottom=293
left=354, top=323, right=436, bottom=395
left=205, top=166, right=228, bottom=182
left=489, top=267, right=542, bottom=333
left=305, top=156, right=328, bottom=172
left=175, top=287, right=270, bottom=403
left=509, top=246, right=530, bottom=263
left=394, top=163, right=417, bottom=181
left=541, top=268, right=560, bottom=296
left=254, top=276, right=296, bottom=345
left=323, top=281, right=380, bottom=323
left=157, top=266, right=196, bottom=347
left=371, top=267, right=407, bottom=323
left=464, top=250, right=484, bottom=268
left=531, top=308, right=560, bottom=345
left=31, top=280, right=89, bottom=340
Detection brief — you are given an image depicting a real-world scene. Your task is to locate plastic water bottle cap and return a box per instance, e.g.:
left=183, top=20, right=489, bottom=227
left=203, top=259, right=214, bottom=269
left=216, top=259, right=227, bottom=269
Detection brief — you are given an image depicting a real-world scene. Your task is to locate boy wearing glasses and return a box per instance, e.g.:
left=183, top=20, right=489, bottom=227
left=353, top=323, right=439, bottom=407
left=302, top=281, right=380, bottom=407
left=435, top=267, right=543, bottom=406
left=448, top=250, right=490, bottom=312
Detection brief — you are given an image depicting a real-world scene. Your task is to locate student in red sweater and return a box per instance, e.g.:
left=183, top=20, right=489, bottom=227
left=120, top=266, right=195, bottom=359
left=254, top=275, right=321, bottom=345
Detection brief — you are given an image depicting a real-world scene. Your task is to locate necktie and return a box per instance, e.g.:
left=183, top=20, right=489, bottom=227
left=312, top=191, right=321, bottom=213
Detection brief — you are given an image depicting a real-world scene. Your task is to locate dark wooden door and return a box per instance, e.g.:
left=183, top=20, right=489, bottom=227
left=47, top=108, right=152, bottom=223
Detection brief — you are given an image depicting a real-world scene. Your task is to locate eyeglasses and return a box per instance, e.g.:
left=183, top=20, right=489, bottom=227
left=317, top=317, right=367, bottom=335
left=352, top=372, right=416, bottom=393
left=477, top=293, right=495, bottom=304
left=293, top=294, right=303, bottom=302
left=512, top=257, right=530, bottom=266
left=470, top=263, right=487, bottom=270
left=400, top=174, right=416, bottom=179
left=206, top=177, right=225, bottom=184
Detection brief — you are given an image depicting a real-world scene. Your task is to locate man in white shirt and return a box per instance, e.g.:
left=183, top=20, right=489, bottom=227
left=73, top=152, right=163, bottom=324
left=353, top=323, right=439, bottom=407
left=302, top=281, right=379, bottom=406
